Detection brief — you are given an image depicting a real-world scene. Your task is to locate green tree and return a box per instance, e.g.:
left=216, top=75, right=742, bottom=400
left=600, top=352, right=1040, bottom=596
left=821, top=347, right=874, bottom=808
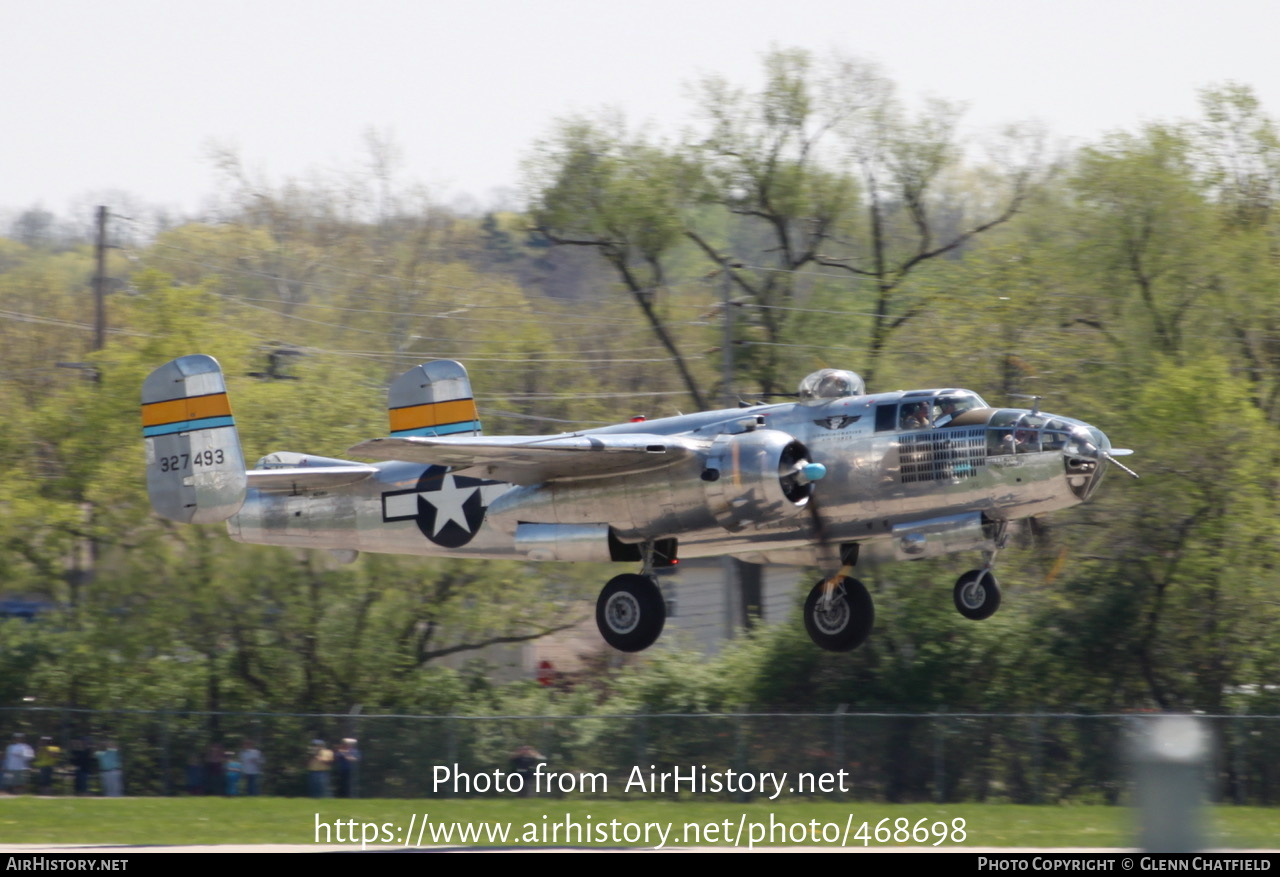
left=526, top=114, right=711, bottom=407
left=1070, top=126, right=1219, bottom=361
left=527, top=48, right=1047, bottom=395
left=1033, top=359, right=1280, bottom=711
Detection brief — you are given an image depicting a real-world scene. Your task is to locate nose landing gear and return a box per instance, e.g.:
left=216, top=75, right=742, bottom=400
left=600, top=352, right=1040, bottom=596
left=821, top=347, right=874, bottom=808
left=953, top=569, right=1001, bottom=620
left=953, top=525, right=1006, bottom=621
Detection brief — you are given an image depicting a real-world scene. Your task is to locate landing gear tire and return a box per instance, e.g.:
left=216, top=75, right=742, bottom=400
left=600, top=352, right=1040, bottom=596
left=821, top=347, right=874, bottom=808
left=803, top=576, right=874, bottom=652
left=954, top=570, right=1001, bottom=620
left=596, top=573, right=666, bottom=652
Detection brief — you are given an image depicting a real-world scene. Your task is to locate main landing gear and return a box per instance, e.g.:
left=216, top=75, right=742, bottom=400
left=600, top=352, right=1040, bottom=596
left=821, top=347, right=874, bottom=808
left=595, top=541, right=667, bottom=652
left=596, top=573, right=665, bottom=652
left=803, top=574, right=875, bottom=652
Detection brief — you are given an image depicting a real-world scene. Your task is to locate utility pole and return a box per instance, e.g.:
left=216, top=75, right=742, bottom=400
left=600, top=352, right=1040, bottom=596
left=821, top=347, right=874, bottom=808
left=718, top=268, right=764, bottom=633
left=721, top=267, right=735, bottom=407
left=721, top=268, right=740, bottom=637
left=76, top=206, right=109, bottom=613
left=92, top=205, right=108, bottom=351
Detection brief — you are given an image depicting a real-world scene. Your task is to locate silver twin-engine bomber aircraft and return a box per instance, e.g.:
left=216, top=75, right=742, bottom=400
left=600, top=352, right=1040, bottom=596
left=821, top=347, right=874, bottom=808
left=142, top=355, right=1135, bottom=653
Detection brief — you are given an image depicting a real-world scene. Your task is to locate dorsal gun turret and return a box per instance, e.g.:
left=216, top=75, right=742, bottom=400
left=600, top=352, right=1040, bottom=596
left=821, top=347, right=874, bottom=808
left=797, top=369, right=865, bottom=402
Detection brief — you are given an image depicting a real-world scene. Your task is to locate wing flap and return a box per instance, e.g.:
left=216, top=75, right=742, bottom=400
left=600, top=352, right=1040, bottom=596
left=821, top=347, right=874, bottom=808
left=347, top=434, right=702, bottom=485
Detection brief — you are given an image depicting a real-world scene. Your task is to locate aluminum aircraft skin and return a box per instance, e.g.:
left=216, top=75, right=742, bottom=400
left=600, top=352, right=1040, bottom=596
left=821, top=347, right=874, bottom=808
left=141, top=355, right=1134, bottom=653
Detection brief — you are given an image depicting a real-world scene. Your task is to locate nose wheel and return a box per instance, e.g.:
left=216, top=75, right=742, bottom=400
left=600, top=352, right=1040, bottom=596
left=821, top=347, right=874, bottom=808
left=596, top=573, right=666, bottom=652
left=953, top=569, right=1001, bottom=620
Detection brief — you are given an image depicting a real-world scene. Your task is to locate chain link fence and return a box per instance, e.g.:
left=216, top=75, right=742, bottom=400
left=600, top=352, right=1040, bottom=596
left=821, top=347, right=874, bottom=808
left=3, top=707, right=1276, bottom=804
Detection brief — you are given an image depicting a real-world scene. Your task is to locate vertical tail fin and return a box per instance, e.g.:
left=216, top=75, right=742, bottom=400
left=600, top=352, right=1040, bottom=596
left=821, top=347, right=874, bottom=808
left=387, top=360, right=482, bottom=437
left=141, top=355, right=247, bottom=523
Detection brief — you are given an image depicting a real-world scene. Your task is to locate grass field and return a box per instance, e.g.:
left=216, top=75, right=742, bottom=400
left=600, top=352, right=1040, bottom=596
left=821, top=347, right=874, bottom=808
left=1, top=797, right=1276, bottom=849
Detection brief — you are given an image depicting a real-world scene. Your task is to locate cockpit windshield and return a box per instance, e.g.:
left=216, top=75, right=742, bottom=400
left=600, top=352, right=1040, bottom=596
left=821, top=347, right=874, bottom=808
left=984, top=410, right=1102, bottom=455
left=875, top=391, right=987, bottom=432
left=932, top=393, right=983, bottom=426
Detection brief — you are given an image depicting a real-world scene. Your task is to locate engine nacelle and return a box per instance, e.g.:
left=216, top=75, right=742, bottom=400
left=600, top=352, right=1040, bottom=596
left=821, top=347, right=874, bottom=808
left=860, top=512, right=998, bottom=564
left=700, top=430, right=817, bottom=532
left=485, top=429, right=818, bottom=541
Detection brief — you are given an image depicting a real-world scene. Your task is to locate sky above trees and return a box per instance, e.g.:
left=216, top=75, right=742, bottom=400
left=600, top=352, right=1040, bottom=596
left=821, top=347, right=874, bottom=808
left=6, top=0, right=1280, bottom=217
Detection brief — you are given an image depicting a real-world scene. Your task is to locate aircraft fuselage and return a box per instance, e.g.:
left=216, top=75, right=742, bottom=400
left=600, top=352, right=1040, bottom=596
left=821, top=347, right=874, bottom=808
left=145, top=355, right=1128, bottom=653
left=228, top=388, right=1110, bottom=568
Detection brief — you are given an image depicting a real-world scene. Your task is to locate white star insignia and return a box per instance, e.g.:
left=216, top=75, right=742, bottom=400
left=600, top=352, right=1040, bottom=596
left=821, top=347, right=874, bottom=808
left=423, top=473, right=479, bottom=536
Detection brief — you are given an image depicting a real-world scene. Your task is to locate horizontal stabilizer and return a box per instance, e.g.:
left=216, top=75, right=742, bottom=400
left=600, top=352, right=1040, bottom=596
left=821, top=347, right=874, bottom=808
left=348, top=434, right=701, bottom=485
left=246, top=466, right=377, bottom=491
left=245, top=451, right=376, bottom=492
left=244, top=466, right=373, bottom=491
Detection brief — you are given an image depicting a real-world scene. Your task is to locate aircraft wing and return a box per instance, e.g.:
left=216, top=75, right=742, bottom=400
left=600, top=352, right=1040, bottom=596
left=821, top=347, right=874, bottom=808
left=245, top=466, right=379, bottom=492
left=347, top=434, right=703, bottom=485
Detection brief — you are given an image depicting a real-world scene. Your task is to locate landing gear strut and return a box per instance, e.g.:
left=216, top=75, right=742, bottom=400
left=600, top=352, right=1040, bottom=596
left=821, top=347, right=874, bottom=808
left=952, top=525, right=1006, bottom=621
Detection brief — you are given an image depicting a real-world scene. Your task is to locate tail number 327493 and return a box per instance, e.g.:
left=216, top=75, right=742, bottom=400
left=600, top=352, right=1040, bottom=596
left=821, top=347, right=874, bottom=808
left=158, top=449, right=225, bottom=472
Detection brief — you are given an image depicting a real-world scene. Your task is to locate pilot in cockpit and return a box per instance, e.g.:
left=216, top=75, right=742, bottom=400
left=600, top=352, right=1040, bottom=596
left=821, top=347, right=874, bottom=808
left=900, top=402, right=931, bottom=430
left=932, top=394, right=979, bottom=426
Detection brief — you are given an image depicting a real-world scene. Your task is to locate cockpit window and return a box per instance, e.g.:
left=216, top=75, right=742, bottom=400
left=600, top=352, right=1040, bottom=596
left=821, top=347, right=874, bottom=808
left=899, top=401, right=931, bottom=430
left=989, top=410, right=1021, bottom=428
left=933, top=394, right=981, bottom=426
left=987, top=411, right=1058, bottom=454
left=875, top=392, right=988, bottom=433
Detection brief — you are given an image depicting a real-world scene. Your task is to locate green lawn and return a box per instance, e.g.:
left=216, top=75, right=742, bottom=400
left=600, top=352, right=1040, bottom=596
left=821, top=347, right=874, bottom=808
left=1, top=798, right=1275, bottom=849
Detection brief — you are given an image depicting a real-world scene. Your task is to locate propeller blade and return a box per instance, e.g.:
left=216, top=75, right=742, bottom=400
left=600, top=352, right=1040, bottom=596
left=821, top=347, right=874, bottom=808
left=805, top=471, right=839, bottom=572
left=1103, top=452, right=1140, bottom=479
left=1066, top=427, right=1139, bottom=479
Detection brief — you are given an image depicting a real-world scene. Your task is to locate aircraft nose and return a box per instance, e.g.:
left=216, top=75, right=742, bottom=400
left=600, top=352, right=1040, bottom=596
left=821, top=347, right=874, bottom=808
left=1062, top=425, right=1108, bottom=500
left=1082, top=423, right=1139, bottom=477
left=1064, top=424, right=1137, bottom=496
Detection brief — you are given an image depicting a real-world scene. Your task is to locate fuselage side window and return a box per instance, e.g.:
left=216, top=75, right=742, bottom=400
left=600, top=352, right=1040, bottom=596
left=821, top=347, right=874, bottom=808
left=1042, top=420, right=1068, bottom=451
left=1013, top=427, right=1042, bottom=453
left=988, top=411, right=1054, bottom=455
left=874, top=405, right=898, bottom=432
left=1014, top=413, right=1046, bottom=453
